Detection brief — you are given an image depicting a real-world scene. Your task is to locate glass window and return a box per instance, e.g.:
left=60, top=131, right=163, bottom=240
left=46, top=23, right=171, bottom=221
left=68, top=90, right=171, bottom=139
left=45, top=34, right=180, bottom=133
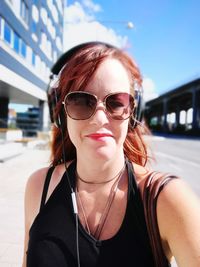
left=0, top=17, right=2, bottom=38
left=20, top=0, right=29, bottom=25
left=32, top=51, right=36, bottom=66
left=31, top=21, right=37, bottom=33
left=20, top=39, right=27, bottom=58
left=41, top=6, right=47, bottom=25
left=13, top=32, right=20, bottom=53
left=4, top=21, right=11, bottom=44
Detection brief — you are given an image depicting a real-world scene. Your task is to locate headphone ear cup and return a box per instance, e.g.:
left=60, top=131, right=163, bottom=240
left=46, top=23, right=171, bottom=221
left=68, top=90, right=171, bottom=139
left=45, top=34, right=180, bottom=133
left=130, top=89, right=144, bottom=128
left=47, top=87, right=61, bottom=128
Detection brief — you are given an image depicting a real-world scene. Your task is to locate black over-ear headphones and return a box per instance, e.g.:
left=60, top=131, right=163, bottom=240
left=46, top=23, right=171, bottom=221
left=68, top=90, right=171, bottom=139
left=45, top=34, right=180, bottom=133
left=47, top=41, right=144, bottom=129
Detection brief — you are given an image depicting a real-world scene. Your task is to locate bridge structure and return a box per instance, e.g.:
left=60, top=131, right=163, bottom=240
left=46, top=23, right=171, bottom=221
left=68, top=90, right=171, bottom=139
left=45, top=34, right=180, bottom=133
left=144, top=78, right=200, bottom=136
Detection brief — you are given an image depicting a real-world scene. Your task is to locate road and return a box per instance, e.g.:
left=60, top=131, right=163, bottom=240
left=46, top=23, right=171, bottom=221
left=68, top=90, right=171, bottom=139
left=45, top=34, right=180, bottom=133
left=0, top=135, right=199, bottom=266
left=148, top=135, right=200, bottom=196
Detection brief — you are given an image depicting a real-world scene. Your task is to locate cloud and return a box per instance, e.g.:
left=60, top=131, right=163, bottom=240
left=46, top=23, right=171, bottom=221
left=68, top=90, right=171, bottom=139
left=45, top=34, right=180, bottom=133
left=142, top=77, right=158, bottom=101
left=63, top=1, right=129, bottom=50
left=81, top=0, right=102, bottom=12
left=63, top=1, right=158, bottom=102
left=64, top=2, right=94, bottom=23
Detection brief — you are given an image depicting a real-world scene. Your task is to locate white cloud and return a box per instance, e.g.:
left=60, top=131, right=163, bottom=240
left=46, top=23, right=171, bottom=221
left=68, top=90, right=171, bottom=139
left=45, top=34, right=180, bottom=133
left=82, top=0, right=102, bottom=12
left=63, top=1, right=129, bottom=51
left=63, top=1, right=157, bottom=101
left=64, top=2, right=94, bottom=23
left=142, top=77, right=158, bottom=101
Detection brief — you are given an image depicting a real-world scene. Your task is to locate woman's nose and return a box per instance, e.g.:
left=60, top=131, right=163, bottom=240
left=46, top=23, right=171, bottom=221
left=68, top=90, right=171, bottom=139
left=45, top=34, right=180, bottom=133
left=90, top=103, right=109, bottom=125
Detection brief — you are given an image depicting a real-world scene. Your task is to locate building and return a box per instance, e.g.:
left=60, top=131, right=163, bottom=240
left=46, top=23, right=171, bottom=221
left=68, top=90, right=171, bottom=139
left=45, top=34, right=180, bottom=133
left=0, top=0, right=65, bottom=134
left=16, top=106, right=40, bottom=136
left=144, top=78, right=200, bottom=136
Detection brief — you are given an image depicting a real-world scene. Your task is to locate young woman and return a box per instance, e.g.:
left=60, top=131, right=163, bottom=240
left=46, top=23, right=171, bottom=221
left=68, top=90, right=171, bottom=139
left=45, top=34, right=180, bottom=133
left=22, top=42, right=200, bottom=267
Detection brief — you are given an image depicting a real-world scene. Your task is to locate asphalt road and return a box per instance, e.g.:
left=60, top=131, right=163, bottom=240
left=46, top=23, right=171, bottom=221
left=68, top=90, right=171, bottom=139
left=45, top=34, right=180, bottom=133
left=148, top=135, right=200, bottom=196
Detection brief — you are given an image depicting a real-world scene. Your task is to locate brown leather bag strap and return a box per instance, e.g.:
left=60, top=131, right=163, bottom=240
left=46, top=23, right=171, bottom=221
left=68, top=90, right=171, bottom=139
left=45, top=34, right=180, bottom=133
left=142, top=171, right=178, bottom=267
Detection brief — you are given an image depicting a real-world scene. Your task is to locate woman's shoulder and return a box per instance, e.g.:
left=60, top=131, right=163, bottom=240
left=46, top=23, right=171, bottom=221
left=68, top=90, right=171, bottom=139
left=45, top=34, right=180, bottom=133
left=25, top=163, right=67, bottom=197
left=25, top=166, right=54, bottom=201
left=26, top=166, right=50, bottom=189
left=132, top=162, right=180, bottom=194
left=24, top=163, right=69, bottom=228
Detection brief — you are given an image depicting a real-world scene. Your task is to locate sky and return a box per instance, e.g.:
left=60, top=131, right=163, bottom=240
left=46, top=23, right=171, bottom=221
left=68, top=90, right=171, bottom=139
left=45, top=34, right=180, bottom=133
left=10, top=0, right=200, bottom=112
left=63, top=0, right=200, bottom=101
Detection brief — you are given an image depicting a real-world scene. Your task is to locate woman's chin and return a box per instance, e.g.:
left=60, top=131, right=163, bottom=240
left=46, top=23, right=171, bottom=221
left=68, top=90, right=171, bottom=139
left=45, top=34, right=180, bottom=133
left=89, top=146, right=118, bottom=161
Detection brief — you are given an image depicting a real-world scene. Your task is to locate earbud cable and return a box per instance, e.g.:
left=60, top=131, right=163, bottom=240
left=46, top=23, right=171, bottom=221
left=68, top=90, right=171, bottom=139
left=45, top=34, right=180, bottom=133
left=60, top=123, right=81, bottom=267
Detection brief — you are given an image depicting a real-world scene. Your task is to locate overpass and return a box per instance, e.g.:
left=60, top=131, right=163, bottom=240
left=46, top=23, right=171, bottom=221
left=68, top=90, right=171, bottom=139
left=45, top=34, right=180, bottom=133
left=144, top=78, right=200, bottom=136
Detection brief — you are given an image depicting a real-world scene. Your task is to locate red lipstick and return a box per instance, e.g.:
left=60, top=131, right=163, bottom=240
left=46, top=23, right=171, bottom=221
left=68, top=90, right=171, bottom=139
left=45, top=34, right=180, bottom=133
left=86, top=133, right=113, bottom=141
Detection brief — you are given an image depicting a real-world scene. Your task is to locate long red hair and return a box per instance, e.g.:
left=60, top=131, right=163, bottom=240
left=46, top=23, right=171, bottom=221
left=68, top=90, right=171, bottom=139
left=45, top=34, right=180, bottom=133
left=50, top=43, right=151, bottom=166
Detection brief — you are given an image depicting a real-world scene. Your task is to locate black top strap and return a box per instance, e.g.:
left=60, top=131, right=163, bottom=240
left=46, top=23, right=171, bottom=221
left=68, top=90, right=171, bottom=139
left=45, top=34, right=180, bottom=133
left=40, top=166, right=55, bottom=212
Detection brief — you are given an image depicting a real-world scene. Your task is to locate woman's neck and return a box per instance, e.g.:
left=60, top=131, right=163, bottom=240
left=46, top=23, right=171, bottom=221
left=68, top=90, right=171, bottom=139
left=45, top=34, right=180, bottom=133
left=76, top=154, right=125, bottom=185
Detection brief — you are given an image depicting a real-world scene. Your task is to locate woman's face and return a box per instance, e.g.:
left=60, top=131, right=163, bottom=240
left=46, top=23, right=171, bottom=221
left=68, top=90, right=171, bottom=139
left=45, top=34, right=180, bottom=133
left=67, top=58, right=131, bottom=162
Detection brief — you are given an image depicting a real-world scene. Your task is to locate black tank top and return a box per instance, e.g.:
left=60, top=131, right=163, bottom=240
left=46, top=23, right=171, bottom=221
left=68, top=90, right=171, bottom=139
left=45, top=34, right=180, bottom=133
left=27, top=159, right=170, bottom=267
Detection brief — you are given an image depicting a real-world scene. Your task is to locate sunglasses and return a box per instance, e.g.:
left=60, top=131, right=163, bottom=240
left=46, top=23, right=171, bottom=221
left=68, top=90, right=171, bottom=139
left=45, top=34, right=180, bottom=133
left=62, top=91, right=135, bottom=120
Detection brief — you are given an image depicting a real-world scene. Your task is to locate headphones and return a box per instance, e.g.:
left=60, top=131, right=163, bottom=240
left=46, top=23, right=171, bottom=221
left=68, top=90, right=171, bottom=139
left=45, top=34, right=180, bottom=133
left=47, top=41, right=144, bottom=129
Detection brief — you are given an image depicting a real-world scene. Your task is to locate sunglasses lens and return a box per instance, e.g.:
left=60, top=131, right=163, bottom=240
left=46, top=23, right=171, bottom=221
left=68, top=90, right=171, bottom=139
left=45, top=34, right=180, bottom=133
left=65, top=92, right=97, bottom=120
left=106, top=93, right=134, bottom=120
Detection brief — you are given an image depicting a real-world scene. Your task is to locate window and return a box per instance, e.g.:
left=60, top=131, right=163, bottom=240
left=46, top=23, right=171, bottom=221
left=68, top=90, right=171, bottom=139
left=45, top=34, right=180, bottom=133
left=40, top=30, right=47, bottom=49
left=32, top=51, right=36, bottom=66
left=20, top=0, right=29, bottom=25
left=31, top=21, right=37, bottom=34
left=20, top=39, right=27, bottom=58
left=13, top=32, right=20, bottom=53
left=47, top=38, right=52, bottom=58
left=0, top=17, right=2, bottom=38
left=4, top=21, right=11, bottom=44
left=41, top=6, right=47, bottom=25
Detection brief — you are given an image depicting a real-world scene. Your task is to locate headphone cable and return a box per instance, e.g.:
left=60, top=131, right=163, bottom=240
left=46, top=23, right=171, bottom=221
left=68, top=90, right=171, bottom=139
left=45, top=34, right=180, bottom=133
left=60, top=123, right=81, bottom=267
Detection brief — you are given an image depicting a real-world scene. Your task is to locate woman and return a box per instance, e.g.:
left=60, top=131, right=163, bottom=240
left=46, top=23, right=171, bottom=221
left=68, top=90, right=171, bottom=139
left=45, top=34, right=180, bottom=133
left=22, top=42, right=200, bottom=267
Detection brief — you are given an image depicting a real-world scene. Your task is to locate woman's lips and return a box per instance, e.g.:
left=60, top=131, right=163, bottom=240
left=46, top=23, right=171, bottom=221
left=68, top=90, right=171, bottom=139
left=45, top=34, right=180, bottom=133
left=86, top=133, right=113, bottom=141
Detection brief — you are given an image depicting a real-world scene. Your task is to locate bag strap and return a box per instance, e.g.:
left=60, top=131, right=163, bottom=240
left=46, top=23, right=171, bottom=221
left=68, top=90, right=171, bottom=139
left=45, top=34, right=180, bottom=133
left=141, top=171, right=178, bottom=267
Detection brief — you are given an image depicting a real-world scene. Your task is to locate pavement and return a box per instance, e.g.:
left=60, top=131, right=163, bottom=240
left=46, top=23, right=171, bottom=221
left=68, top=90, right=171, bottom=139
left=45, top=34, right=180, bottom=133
left=0, top=139, right=178, bottom=267
left=0, top=140, right=50, bottom=267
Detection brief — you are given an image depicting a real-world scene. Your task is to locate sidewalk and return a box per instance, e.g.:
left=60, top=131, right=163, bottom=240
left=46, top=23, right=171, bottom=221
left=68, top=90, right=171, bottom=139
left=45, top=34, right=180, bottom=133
left=0, top=145, right=50, bottom=267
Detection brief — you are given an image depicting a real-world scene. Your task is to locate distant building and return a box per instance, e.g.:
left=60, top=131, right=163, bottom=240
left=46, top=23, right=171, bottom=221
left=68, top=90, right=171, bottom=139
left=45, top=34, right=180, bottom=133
left=144, top=78, right=200, bottom=136
left=16, top=106, right=40, bottom=137
left=0, top=0, right=65, bottom=133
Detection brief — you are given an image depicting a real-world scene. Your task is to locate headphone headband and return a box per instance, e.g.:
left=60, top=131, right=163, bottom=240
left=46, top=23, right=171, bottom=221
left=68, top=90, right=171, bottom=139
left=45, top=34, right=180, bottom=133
left=51, top=41, right=115, bottom=75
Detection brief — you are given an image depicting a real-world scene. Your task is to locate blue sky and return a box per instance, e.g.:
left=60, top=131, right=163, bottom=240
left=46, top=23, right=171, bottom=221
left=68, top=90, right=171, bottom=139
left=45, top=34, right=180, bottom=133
left=10, top=0, right=200, bottom=112
left=64, top=0, right=200, bottom=101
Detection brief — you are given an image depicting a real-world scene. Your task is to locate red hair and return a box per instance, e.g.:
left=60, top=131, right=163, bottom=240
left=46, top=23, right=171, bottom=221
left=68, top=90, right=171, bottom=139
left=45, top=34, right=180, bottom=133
left=50, top=43, right=151, bottom=166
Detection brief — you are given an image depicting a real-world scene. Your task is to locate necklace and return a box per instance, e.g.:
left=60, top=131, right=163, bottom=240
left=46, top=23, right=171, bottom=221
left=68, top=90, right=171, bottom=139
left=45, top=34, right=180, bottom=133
left=76, top=164, right=125, bottom=239
left=76, top=165, right=124, bottom=184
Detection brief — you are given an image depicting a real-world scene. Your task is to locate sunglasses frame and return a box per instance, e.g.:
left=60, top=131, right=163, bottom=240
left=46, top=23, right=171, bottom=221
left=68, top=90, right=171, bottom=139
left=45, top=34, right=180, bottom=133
left=62, top=91, right=135, bottom=121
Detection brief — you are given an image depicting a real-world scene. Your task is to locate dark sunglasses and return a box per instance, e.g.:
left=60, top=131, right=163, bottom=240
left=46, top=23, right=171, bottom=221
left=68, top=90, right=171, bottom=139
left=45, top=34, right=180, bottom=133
left=62, top=91, right=135, bottom=120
